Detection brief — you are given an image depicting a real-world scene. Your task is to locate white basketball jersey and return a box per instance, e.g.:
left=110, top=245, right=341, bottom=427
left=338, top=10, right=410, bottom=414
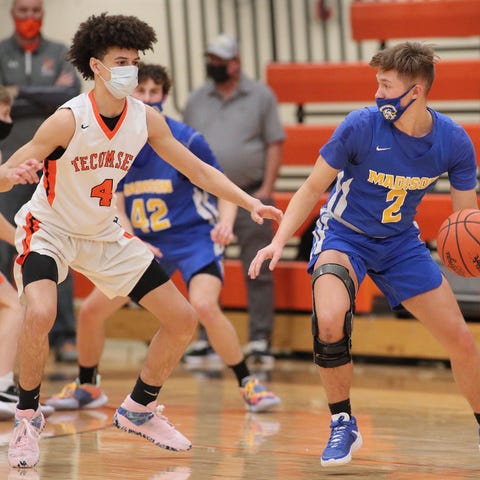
left=24, top=91, right=148, bottom=240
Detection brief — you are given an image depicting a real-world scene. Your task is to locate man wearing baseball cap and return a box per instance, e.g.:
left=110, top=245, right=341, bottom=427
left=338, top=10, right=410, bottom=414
left=206, top=33, right=239, bottom=60
left=184, top=34, right=285, bottom=367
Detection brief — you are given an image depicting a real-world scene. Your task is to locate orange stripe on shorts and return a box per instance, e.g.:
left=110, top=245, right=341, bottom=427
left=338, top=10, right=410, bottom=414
left=16, top=212, right=41, bottom=267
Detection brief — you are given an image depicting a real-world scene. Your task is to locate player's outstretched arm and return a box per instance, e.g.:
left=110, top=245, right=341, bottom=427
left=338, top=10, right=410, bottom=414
left=146, top=107, right=283, bottom=224
left=249, top=155, right=339, bottom=278
left=0, top=109, right=74, bottom=192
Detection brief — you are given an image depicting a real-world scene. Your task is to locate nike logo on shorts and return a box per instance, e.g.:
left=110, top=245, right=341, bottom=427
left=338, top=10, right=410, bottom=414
left=376, top=146, right=391, bottom=151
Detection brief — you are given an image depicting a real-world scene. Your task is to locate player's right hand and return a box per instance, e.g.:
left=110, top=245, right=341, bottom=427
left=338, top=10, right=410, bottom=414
left=5, top=159, right=43, bottom=189
left=248, top=241, right=284, bottom=279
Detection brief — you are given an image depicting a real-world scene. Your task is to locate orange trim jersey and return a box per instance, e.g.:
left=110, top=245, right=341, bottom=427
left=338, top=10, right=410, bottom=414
left=25, top=91, right=148, bottom=241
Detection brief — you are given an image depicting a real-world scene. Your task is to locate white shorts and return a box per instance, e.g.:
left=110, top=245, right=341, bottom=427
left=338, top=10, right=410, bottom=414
left=14, top=217, right=154, bottom=300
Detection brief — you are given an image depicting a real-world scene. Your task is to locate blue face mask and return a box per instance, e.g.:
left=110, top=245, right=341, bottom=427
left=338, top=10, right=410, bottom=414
left=376, top=84, right=416, bottom=123
left=147, top=100, right=164, bottom=112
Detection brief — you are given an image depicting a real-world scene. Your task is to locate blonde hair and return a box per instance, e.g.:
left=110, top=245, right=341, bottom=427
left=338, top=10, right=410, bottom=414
left=0, top=86, right=13, bottom=106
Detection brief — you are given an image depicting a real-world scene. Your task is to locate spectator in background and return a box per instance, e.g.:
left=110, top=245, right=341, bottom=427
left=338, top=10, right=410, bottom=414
left=183, top=33, right=285, bottom=368
left=0, top=0, right=81, bottom=362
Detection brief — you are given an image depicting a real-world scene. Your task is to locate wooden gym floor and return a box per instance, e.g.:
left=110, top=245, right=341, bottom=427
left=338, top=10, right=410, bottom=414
left=0, top=337, right=479, bottom=479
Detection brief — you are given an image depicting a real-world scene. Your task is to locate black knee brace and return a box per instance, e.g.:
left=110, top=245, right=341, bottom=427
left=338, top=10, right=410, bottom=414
left=22, top=252, right=58, bottom=288
left=129, top=260, right=170, bottom=303
left=311, top=263, right=355, bottom=368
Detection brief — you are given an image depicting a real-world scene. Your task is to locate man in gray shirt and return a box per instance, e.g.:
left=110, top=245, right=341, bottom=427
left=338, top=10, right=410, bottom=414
left=184, top=33, right=285, bottom=366
left=0, top=0, right=81, bottom=362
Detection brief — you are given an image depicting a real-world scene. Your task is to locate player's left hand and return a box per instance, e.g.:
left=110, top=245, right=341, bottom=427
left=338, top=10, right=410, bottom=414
left=211, top=222, right=234, bottom=246
left=250, top=199, right=283, bottom=225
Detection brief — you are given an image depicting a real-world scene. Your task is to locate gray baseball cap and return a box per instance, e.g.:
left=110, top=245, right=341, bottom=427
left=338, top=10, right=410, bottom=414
left=206, top=34, right=239, bottom=60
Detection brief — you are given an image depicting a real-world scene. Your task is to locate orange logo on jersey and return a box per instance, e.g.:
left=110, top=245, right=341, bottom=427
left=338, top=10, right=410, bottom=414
left=70, top=150, right=134, bottom=172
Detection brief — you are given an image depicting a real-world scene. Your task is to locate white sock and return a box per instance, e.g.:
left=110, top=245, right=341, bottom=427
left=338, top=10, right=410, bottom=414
left=0, top=371, right=15, bottom=392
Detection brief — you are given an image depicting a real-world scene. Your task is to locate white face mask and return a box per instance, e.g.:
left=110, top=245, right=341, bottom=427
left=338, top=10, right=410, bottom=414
left=98, top=61, right=138, bottom=99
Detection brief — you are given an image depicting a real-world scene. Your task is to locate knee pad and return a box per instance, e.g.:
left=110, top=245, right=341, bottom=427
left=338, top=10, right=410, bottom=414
left=22, top=252, right=58, bottom=288
left=129, top=259, right=169, bottom=303
left=313, top=335, right=352, bottom=368
left=311, top=263, right=355, bottom=368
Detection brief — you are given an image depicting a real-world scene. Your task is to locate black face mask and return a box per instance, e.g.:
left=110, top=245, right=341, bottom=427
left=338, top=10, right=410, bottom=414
left=206, top=64, right=230, bottom=84
left=0, top=120, right=12, bottom=141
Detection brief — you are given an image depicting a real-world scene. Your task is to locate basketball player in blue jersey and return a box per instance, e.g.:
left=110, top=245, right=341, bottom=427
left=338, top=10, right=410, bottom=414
left=0, top=14, right=282, bottom=469
left=47, top=63, right=280, bottom=414
left=249, top=42, right=480, bottom=466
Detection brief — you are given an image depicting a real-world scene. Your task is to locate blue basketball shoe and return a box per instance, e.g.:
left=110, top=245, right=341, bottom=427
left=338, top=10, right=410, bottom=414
left=321, top=413, right=362, bottom=466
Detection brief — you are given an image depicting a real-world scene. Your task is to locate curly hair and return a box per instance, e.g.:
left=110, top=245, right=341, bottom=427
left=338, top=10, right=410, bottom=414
left=138, top=63, right=172, bottom=95
left=67, top=13, right=157, bottom=80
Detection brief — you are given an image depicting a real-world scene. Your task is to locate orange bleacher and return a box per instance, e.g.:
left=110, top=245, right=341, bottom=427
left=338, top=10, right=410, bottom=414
left=350, top=0, right=480, bottom=42
left=267, top=59, right=480, bottom=106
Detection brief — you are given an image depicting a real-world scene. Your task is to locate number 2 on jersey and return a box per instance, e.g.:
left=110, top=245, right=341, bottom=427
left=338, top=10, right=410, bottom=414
left=382, top=189, right=407, bottom=223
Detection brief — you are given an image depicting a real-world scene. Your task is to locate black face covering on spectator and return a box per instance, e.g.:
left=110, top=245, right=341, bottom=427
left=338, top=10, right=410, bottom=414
left=206, top=64, right=230, bottom=84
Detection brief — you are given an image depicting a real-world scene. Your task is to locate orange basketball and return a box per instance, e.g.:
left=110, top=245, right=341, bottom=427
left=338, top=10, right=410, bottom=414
left=436, top=209, right=480, bottom=277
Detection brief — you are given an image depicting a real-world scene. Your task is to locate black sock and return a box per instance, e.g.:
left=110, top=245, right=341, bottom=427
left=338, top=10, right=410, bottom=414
left=474, top=413, right=480, bottom=426
left=78, top=365, right=98, bottom=385
left=18, top=384, right=41, bottom=411
left=229, top=359, right=250, bottom=386
left=131, top=377, right=162, bottom=406
left=328, top=399, right=351, bottom=416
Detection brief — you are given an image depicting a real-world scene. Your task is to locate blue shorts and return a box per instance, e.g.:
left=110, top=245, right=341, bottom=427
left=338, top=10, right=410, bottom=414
left=153, top=234, right=224, bottom=285
left=307, top=215, right=443, bottom=310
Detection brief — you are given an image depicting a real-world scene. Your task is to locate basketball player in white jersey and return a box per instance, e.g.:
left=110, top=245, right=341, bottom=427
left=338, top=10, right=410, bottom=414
left=0, top=13, right=283, bottom=469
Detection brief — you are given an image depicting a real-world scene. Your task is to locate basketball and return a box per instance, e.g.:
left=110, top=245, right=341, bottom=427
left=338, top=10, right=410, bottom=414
left=436, top=209, right=480, bottom=277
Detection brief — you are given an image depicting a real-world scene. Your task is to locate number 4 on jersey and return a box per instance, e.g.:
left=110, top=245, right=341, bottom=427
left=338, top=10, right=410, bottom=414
left=91, top=179, right=114, bottom=206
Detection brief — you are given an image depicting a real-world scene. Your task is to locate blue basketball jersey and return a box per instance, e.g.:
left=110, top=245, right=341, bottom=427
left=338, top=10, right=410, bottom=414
left=117, top=116, right=222, bottom=244
left=319, top=107, right=477, bottom=238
